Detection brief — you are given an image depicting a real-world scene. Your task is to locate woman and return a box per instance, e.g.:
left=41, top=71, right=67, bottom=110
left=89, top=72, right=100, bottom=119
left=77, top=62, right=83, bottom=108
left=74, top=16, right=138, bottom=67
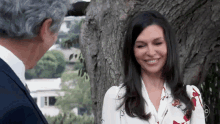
left=102, top=10, right=205, bottom=124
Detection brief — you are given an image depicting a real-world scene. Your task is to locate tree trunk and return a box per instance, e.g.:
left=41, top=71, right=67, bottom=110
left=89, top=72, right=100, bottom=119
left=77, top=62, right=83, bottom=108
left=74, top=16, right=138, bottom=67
left=79, top=0, right=220, bottom=123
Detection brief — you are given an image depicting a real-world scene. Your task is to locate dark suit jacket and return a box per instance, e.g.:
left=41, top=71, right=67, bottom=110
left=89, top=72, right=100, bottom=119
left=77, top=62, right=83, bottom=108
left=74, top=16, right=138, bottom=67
left=0, top=58, right=48, bottom=124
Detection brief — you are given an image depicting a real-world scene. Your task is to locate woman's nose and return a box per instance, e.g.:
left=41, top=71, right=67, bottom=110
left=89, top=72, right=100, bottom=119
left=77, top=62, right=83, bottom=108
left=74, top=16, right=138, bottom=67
left=146, top=45, right=156, bottom=56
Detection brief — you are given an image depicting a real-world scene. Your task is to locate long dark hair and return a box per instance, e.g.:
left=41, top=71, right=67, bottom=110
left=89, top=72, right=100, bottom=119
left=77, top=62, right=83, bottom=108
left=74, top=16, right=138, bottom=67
left=117, top=10, right=194, bottom=121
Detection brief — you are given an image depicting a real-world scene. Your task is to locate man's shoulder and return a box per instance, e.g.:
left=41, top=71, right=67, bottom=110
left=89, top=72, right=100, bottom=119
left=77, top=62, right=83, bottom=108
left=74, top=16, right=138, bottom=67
left=0, top=63, right=26, bottom=90
left=0, top=59, right=17, bottom=81
left=0, top=93, right=35, bottom=119
left=0, top=83, right=31, bottom=109
left=0, top=71, right=18, bottom=89
left=0, top=71, right=14, bottom=86
left=0, top=75, right=43, bottom=123
left=0, top=58, right=9, bottom=71
left=0, top=71, right=30, bottom=109
left=0, top=103, right=42, bottom=124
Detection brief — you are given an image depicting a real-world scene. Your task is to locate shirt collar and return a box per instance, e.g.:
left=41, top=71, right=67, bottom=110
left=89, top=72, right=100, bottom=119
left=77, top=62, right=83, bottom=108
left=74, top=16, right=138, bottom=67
left=141, top=78, right=172, bottom=108
left=0, top=45, right=26, bottom=86
left=141, top=78, right=170, bottom=122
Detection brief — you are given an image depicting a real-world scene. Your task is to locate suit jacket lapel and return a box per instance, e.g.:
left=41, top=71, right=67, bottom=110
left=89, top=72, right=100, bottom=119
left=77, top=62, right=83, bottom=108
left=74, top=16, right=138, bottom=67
left=0, top=58, right=48, bottom=123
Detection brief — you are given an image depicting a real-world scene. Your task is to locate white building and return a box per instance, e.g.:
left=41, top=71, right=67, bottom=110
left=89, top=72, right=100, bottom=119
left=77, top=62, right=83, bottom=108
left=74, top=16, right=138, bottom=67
left=25, top=78, right=78, bottom=117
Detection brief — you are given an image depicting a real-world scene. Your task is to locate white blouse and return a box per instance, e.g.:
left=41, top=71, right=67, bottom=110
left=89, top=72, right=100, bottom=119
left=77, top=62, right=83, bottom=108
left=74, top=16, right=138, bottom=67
left=102, top=79, right=205, bottom=124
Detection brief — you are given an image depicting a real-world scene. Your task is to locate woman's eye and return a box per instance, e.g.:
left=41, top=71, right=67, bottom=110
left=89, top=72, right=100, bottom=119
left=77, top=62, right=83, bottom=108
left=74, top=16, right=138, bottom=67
left=137, top=45, right=144, bottom=48
left=155, top=42, right=162, bottom=45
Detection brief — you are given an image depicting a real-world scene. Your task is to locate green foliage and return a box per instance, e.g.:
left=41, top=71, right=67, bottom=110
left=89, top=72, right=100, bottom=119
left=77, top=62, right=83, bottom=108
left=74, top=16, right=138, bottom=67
left=45, top=112, right=94, bottom=124
left=201, top=62, right=220, bottom=123
left=78, top=53, right=87, bottom=77
left=25, top=68, right=37, bottom=79
left=60, top=71, right=78, bottom=85
left=25, top=50, right=66, bottom=79
left=55, top=51, right=90, bottom=116
left=55, top=71, right=92, bottom=115
left=73, top=61, right=84, bottom=70
left=61, top=18, right=84, bottom=49
left=60, top=38, right=69, bottom=49
left=47, top=18, right=92, bottom=123
left=68, top=20, right=81, bottom=35
left=36, top=52, right=58, bottom=78
left=69, top=52, right=87, bottom=77
left=50, top=50, right=66, bottom=78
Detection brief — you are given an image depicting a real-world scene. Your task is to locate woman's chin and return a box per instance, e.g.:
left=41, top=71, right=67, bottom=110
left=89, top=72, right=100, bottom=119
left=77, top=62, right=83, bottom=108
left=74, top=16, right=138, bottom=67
left=142, top=68, right=162, bottom=75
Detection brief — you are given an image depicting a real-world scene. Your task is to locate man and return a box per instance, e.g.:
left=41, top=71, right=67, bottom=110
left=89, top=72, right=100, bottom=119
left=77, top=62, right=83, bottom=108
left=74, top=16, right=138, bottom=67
left=0, top=0, right=71, bottom=123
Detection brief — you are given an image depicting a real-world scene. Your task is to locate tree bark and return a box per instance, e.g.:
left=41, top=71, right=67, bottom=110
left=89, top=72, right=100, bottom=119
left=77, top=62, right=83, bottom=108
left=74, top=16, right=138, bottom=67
left=79, top=0, right=220, bottom=123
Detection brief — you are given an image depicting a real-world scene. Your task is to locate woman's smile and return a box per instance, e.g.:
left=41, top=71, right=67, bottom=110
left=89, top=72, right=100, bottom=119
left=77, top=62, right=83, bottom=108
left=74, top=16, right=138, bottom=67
left=134, top=25, right=167, bottom=74
left=144, top=58, right=159, bottom=65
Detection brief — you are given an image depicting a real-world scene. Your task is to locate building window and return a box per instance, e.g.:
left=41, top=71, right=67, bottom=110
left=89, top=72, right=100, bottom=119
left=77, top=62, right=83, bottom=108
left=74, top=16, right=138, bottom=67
left=45, top=97, right=48, bottom=106
left=49, top=96, right=57, bottom=106
left=78, top=107, right=87, bottom=116
left=43, top=96, right=57, bottom=106
left=33, top=98, right=37, bottom=104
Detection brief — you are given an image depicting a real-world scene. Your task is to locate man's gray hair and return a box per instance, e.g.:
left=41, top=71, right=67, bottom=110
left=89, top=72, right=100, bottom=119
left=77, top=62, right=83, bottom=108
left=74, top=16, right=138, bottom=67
left=0, top=0, right=71, bottom=40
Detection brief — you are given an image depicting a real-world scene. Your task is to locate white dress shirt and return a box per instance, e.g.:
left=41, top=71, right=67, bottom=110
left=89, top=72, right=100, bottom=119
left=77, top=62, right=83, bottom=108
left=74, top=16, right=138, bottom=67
left=0, top=45, right=26, bottom=87
left=102, top=79, right=205, bottom=124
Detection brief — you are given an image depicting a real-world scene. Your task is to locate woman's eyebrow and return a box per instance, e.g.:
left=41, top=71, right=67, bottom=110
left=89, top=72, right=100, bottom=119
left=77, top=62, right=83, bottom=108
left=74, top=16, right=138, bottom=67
left=153, top=37, right=164, bottom=41
left=135, top=37, right=164, bottom=43
left=135, top=41, right=145, bottom=43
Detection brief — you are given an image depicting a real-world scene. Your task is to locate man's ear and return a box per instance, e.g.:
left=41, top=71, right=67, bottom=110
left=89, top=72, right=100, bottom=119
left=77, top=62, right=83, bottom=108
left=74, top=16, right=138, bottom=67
left=39, top=18, right=57, bottom=42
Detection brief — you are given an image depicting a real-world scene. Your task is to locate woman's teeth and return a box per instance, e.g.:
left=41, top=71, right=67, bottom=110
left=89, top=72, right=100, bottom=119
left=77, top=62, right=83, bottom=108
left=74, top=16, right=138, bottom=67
left=146, top=59, right=158, bottom=64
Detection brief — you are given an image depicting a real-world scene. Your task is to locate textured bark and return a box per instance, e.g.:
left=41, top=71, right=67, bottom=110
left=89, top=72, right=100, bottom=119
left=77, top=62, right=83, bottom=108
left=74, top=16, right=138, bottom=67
left=79, top=0, right=220, bottom=123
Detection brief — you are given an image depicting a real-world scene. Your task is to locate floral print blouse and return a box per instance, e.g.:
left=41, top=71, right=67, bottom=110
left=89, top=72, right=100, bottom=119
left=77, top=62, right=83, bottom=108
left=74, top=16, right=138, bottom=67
left=102, top=79, right=205, bottom=124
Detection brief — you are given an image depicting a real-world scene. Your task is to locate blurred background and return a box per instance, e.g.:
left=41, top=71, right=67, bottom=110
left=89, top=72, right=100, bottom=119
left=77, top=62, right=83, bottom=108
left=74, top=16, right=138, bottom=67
left=25, top=0, right=93, bottom=123
left=25, top=0, right=220, bottom=124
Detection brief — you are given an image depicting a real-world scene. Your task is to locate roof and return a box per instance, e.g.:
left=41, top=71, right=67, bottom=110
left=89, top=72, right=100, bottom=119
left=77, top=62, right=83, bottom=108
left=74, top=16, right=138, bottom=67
left=25, top=78, right=62, bottom=92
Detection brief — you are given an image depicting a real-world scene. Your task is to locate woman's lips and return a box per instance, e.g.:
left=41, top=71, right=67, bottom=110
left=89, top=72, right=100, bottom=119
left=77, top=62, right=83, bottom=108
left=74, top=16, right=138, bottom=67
left=144, top=59, right=159, bottom=65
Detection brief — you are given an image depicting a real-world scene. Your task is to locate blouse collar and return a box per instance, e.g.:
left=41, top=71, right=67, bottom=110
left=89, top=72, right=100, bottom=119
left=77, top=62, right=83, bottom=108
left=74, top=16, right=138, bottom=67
left=141, top=78, right=172, bottom=123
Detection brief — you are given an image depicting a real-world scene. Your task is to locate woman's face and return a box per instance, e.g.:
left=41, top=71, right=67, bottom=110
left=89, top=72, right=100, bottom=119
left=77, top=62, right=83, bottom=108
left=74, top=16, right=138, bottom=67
left=134, top=24, right=167, bottom=75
